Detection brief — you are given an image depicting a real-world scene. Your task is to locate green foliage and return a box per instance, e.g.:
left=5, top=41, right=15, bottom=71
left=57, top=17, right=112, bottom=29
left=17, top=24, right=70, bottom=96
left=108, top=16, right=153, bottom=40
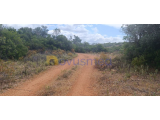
left=0, top=24, right=115, bottom=61
left=122, top=24, right=160, bottom=69
left=16, top=44, right=28, bottom=59
left=0, top=29, right=28, bottom=59
left=103, top=42, right=123, bottom=53
left=72, top=35, right=82, bottom=45
left=131, top=56, right=146, bottom=66
left=56, top=35, right=72, bottom=51
left=32, top=26, right=49, bottom=37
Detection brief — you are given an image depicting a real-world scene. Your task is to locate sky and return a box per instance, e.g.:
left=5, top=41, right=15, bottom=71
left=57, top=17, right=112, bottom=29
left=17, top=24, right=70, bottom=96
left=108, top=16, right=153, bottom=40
left=4, top=24, right=125, bottom=44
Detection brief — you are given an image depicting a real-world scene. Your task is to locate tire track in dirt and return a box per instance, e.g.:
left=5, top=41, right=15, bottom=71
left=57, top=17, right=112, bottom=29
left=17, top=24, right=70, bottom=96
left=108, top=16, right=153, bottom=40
left=0, top=54, right=85, bottom=96
left=0, top=53, right=98, bottom=96
left=67, top=54, right=97, bottom=96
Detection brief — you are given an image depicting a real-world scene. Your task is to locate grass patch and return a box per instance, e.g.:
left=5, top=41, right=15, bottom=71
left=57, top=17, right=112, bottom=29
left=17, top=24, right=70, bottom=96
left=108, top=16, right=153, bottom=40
left=61, top=70, right=72, bottom=79
left=40, top=86, right=56, bottom=96
left=94, top=53, right=160, bottom=96
left=0, top=49, right=78, bottom=91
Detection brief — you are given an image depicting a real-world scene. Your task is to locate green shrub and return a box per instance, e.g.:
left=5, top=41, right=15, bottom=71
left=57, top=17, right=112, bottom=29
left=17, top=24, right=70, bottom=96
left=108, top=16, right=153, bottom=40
left=0, top=30, right=28, bottom=60
left=45, top=62, right=49, bottom=66
left=131, top=55, right=146, bottom=66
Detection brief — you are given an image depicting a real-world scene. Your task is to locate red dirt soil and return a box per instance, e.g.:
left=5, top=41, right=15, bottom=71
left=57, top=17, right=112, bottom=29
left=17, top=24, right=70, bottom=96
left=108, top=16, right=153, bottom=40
left=0, top=53, right=98, bottom=96
left=67, top=54, right=97, bottom=96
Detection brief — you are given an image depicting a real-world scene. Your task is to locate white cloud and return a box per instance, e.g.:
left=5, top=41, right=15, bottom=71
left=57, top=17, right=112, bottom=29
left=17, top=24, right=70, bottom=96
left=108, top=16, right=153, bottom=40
left=104, top=24, right=122, bottom=29
left=48, top=24, right=123, bottom=43
left=3, top=24, right=46, bottom=30
left=3, top=24, right=56, bottom=30
left=86, top=24, right=93, bottom=27
left=92, top=27, right=98, bottom=33
left=60, top=25, right=123, bottom=43
left=48, top=30, right=53, bottom=34
left=57, top=24, right=88, bottom=33
left=80, top=33, right=123, bottom=44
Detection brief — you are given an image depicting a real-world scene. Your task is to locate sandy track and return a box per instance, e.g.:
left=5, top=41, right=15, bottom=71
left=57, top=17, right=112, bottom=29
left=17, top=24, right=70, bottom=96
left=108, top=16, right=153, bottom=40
left=67, top=54, right=96, bottom=96
left=0, top=53, right=97, bottom=96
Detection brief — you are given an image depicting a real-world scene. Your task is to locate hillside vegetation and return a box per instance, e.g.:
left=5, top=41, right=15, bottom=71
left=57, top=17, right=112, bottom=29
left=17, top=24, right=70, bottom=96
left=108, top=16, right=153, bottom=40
left=94, top=24, right=160, bottom=96
left=0, top=24, right=108, bottom=60
left=1, top=24, right=160, bottom=95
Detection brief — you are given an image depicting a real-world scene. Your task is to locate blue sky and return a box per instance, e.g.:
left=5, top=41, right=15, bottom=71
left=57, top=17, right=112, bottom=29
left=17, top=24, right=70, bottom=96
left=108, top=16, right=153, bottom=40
left=5, top=24, right=125, bottom=44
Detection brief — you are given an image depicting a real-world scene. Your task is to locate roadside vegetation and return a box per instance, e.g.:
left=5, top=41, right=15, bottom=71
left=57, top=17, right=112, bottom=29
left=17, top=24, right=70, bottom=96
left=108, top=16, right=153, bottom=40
left=0, top=49, right=77, bottom=91
left=0, top=24, right=108, bottom=91
left=0, top=24, right=107, bottom=60
left=94, top=24, right=160, bottom=96
left=94, top=52, right=160, bottom=95
left=1, top=24, right=160, bottom=96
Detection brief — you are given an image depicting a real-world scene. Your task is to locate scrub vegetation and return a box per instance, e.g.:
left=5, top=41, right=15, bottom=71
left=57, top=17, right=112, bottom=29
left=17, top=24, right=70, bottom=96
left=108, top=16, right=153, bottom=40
left=0, top=24, right=160, bottom=96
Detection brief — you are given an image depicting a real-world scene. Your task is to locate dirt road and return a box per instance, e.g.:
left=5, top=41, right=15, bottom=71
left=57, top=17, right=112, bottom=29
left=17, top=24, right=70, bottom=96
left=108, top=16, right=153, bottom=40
left=0, top=53, right=98, bottom=96
left=67, top=54, right=97, bottom=96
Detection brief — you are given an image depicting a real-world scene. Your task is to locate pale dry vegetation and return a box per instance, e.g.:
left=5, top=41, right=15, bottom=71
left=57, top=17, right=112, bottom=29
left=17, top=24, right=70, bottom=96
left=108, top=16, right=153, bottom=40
left=38, top=65, right=78, bottom=96
left=94, top=52, right=160, bottom=96
left=0, top=50, right=77, bottom=91
left=0, top=57, right=48, bottom=91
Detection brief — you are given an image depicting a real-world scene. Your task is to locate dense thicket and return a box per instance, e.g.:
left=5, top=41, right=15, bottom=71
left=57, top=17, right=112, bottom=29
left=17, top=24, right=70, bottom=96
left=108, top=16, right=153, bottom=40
left=0, top=24, right=108, bottom=60
left=2, top=24, right=159, bottom=69
left=0, top=25, right=28, bottom=59
left=103, top=42, right=123, bottom=53
left=121, top=24, right=160, bottom=69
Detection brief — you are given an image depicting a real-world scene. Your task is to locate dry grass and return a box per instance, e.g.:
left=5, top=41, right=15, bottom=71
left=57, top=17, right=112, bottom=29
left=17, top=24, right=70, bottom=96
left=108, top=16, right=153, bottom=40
left=38, top=65, right=78, bottom=96
left=57, top=69, right=72, bottom=79
left=0, top=50, right=78, bottom=91
left=95, top=52, right=111, bottom=70
left=94, top=52, right=160, bottom=96
left=68, top=52, right=73, bottom=57
left=95, top=69, right=160, bottom=96
left=0, top=60, right=48, bottom=91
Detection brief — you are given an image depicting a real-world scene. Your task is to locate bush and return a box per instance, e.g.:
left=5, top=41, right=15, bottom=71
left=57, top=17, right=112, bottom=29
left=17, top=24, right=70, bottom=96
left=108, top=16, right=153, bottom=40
left=131, top=55, right=146, bottom=66
left=95, top=52, right=111, bottom=70
left=60, top=54, right=71, bottom=61
left=24, top=53, right=46, bottom=62
left=0, top=29, right=28, bottom=60
left=100, top=52, right=108, bottom=60
left=68, top=52, right=73, bottom=57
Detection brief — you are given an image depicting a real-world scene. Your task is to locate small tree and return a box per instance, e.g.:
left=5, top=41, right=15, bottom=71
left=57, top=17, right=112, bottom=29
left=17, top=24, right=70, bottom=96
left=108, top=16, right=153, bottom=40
left=53, top=28, right=61, bottom=38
